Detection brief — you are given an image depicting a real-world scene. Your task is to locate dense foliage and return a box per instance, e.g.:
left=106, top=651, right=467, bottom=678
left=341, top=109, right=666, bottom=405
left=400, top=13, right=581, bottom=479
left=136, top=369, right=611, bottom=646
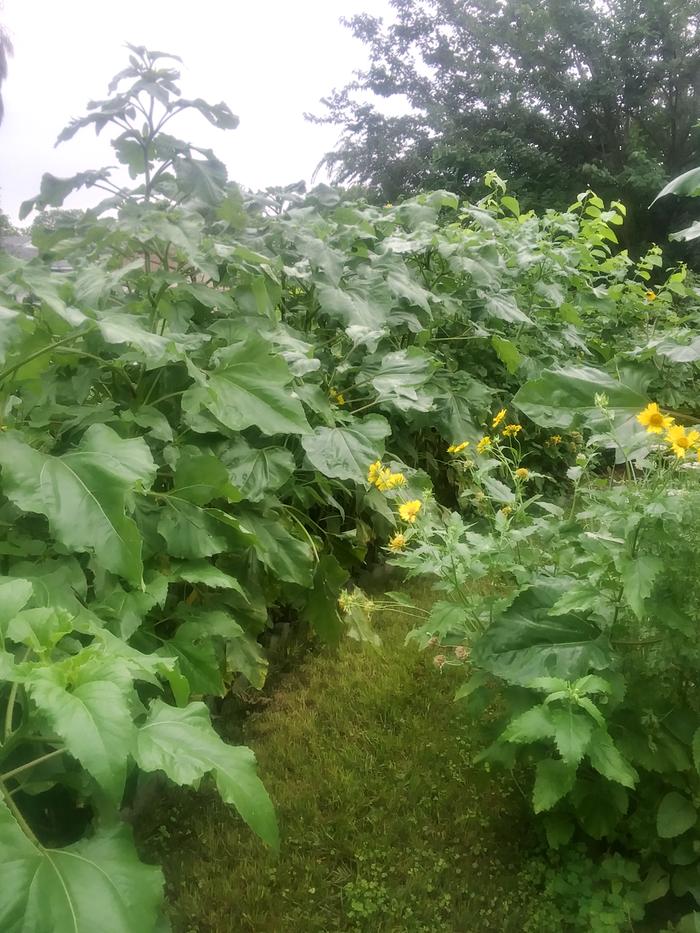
left=312, top=0, right=700, bottom=248
left=3, top=45, right=700, bottom=930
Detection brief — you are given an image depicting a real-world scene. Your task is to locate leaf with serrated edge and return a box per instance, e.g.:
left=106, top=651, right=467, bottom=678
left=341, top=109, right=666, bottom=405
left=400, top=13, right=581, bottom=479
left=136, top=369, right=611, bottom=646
left=135, top=700, right=278, bottom=848
left=27, top=669, right=134, bottom=804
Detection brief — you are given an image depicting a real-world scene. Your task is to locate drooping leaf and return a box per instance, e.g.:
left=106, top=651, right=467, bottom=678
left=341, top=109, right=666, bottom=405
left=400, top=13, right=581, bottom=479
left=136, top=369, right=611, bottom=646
left=491, top=335, right=521, bottom=374
left=237, top=508, right=314, bottom=587
left=513, top=365, right=648, bottom=433
left=221, top=440, right=295, bottom=502
left=135, top=700, right=278, bottom=848
left=27, top=667, right=134, bottom=804
left=171, top=448, right=240, bottom=505
left=0, top=428, right=153, bottom=585
left=471, top=580, right=612, bottom=685
left=182, top=335, right=311, bottom=436
left=368, top=348, right=436, bottom=412
left=157, top=498, right=228, bottom=559
left=587, top=728, right=638, bottom=789
left=616, top=554, right=663, bottom=620
left=302, top=554, right=349, bottom=644
left=501, top=705, right=555, bottom=744
left=0, top=803, right=163, bottom=933
left=532, top=758, right=577, bottom=813
left=652, top=166, right=700, bottom=204
left=301, top=415, right=391, bottom=482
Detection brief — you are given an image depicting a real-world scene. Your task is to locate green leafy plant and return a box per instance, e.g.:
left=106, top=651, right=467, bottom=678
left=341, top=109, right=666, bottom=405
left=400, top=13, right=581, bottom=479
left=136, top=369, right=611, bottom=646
left=5, top=42, right=700, bottom=929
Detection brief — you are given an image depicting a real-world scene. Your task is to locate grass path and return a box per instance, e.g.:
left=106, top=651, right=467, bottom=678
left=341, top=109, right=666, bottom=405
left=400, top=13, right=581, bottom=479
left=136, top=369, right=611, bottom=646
left=138, top=596, right=555, bottom=932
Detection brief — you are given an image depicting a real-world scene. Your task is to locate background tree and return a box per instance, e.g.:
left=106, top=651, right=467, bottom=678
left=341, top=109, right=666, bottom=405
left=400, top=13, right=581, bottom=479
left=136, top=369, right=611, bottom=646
left=311, top=0, right=700, bottom=247
left=0, top=19, right=12, bottom=125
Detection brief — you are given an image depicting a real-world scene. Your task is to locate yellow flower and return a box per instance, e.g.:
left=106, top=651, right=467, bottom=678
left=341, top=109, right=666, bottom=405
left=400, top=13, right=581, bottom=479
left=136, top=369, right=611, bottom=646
left=336, top=393, right=345, bottom=406
left=636, top=402, right=674, bottom=435
left=388, top=532, right=407, bottom=552
left=375, top=467, right=394, bottom=491
left=502, top=424, right=522, bottom=437
left=367, top=460, right=382, bottom=484
left=398, top=499, right=422, bottom=523
left=665, top=424, right=700, bottom=459
left=499, top=505, right=513, bottom=516
left=646, top=290, right=657, bottom=301
left=386, top=472, right=406, bottom=488
left=447, top=440, right=469, bottom=454
left=476, top=435, right=492, bottom=454
left=515, top=467, right=529, bottom=480
left=492, top=408, right=507, bottom=428
left=547, top=435, right=562, bottom=446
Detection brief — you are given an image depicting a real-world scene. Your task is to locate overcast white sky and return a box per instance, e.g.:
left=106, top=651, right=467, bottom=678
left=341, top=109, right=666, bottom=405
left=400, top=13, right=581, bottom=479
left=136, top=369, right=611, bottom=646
left=0, top=0, right=394, bottom=223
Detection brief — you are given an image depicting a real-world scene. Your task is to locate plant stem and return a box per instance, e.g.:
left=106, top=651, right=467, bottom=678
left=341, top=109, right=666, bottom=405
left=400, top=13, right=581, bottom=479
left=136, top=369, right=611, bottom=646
left=0, top=748, right=64, bottom=782
left=4, top=682, right=19, bottom=742
left=0, top=778, right=39, bottom=844
left=0, top=329, right=94, bottom=386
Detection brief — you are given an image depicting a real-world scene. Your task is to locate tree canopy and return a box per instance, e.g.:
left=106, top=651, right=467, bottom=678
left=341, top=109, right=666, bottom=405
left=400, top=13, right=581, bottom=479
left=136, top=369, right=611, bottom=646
left=0, top=23, right=11, bottom=125
left=312, top=0, right=700, bottom=245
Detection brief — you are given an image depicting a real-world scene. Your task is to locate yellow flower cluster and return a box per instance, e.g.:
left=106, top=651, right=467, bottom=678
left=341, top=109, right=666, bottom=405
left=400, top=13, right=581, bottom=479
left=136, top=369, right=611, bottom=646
left=546, top=435, right=562, bottom=446
left=502, top=424, right=522, bottom=438
left=515, top=467, right=529, bottom=480
left=388, top=532, right=407, bottom=552
left=367, top=460, right=406, bottom=491
left=645, top=290, right=657, bottom=301
left=398, top=500, right=422, bottom=523
left=329, top=387, right=345, bottom=406
left=338, top=589, right=375, bottom=615
left=476, top=436, right=492, bottom=454
left=447, top=440, right=469, bottom=454
left=637, top=403, right=700, bottom=459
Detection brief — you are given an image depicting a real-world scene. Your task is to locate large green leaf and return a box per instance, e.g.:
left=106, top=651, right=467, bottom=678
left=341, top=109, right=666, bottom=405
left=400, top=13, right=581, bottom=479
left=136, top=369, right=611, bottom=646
left=27, top=667, right=134, bottom=804
left=182, top=334, right=311, bottom=436
left=0, top=577, right=33, bottom=633
left=221, top=439, right=295, bottom=502
left=0, top=804, right=163, bottom=933
left=238, top=508, right=314, bottom=587
left=135, top=700, right=278, bottom=848
left=652, top=166, right=700, bottom=205
left=657, top=792, right=698, bottom=839
left=513, top=365, right=648, bottom=432
left=0, top=427, right=154, bottom=585
left=471, top=580, right=612, bottom=685
left=369, top=349, right=436, bottom=412
left=301, top=415, right=391, bottom=482
left=302, top=554, right=349, bottom=644
left=587, top=728, right=638, bottom=788
left=157, top=497, right=228, bottom=559
left=171, top=448, right=240, bottom=505
left=532, top=759, right=577, bottom=813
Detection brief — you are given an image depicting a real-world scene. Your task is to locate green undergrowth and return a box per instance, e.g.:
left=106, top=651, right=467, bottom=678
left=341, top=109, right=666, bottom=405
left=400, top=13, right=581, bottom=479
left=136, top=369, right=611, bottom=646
left=137, top=584, right=566, bottom=932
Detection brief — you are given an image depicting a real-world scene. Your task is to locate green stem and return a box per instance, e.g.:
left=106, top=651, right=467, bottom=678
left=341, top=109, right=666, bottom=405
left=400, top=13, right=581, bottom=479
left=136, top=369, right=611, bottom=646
left=0, top=778, right=39, bottom=844
left=349, top=398, right=380, bottom=416
left=4, top=682, right=20, bottom=742
left=0, top=748, right=64, bottom=782
left=0, top=329, right=95, bottom=386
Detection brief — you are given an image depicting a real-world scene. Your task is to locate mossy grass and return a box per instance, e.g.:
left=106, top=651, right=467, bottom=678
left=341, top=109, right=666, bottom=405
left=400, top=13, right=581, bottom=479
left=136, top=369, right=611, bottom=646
left=137, top=586, right=557, bottom=932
